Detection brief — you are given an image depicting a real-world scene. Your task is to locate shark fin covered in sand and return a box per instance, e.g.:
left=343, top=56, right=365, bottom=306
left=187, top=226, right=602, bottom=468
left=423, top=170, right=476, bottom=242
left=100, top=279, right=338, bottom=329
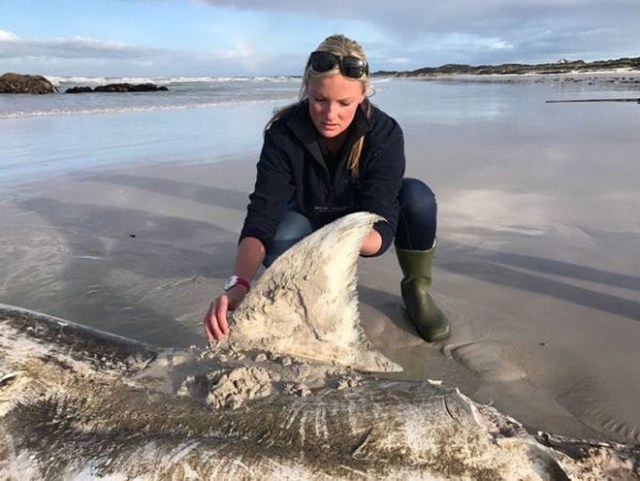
left=1, top=212, right=638, bottom=480
left=229, top=212, right=401, bottom=372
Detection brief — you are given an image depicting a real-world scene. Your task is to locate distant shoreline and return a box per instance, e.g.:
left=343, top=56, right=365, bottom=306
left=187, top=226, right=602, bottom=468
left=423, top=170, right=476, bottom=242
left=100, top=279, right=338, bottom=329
left=378, top=70, right=640, bottom=85
left=373, top=56, right=640, bottom=78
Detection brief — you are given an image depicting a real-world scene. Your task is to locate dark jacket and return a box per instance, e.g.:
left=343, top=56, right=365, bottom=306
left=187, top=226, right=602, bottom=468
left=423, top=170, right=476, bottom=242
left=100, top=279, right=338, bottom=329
left=240, top=99, right=405, bottom=256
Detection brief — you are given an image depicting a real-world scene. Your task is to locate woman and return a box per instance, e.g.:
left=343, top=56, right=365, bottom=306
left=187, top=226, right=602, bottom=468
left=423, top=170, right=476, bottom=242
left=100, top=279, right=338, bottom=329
left=204, top=34, right=450, bottom=343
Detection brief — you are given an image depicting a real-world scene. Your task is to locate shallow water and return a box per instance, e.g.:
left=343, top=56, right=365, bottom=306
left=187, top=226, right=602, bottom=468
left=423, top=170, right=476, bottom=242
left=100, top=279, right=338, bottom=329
left=2, top=75, right=639, bottom=184
left=0, top=77, right=299, bottom=182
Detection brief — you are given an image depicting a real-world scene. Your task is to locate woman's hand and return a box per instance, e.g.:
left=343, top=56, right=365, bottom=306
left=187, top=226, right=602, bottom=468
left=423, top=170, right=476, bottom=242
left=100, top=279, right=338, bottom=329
left=204, top=237, right=264, bottom=343
left=204, top=285, right=248, bottom=343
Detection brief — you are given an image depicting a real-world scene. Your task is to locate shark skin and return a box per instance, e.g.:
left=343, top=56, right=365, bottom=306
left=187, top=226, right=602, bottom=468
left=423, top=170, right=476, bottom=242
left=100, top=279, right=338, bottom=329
left=0, top=212, right=638, bottom=480
left=228, top=211, right=401, bottom=373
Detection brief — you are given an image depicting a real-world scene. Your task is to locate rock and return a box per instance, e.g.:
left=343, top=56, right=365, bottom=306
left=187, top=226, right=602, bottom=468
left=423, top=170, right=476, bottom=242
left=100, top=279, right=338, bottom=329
left=65, top=86, right=93, bottom=94
left=92, top=82, right=168, bottom=93
left=131, top=82, right=168, bottom=92
left=0, top=73, right=57, bottom=94
left=65, top=83, right=168, bottom=93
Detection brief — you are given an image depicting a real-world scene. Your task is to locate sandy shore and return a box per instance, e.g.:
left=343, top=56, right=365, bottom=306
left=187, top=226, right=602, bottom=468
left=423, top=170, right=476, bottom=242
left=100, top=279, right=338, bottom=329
left=1, top=145, right=639, bottom=448
left=401, top=69, right=640, bottom=84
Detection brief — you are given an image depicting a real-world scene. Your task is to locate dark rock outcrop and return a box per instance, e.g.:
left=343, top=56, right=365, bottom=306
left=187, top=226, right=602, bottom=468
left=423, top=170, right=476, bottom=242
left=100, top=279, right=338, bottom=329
left=94, top=82, right=168, bottom=92
left=66, top=82, right=168, bottom=93
left=0, top=73, right=57, bottom=94
left=65, top=86, right=93, bottom=94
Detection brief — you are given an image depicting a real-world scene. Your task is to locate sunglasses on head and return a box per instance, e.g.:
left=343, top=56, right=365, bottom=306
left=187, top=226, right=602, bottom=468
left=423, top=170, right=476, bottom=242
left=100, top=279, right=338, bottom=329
left=307, top=51, right=369, bottom=79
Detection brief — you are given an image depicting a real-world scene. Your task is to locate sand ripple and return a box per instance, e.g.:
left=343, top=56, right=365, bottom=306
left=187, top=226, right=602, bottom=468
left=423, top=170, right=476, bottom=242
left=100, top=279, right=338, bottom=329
left=557, top=376, right=640, bottom=444
left=445, top=341, right=527, bottom=383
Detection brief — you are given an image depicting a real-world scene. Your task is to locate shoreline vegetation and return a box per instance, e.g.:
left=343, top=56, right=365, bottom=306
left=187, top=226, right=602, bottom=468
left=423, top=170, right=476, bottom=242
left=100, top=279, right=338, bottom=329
left=373, top=55, right=640, bottom=78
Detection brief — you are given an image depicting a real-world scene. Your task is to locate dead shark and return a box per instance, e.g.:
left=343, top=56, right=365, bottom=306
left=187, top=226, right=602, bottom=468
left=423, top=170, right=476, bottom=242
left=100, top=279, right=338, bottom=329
left=1, top=212, right=638, bottom=480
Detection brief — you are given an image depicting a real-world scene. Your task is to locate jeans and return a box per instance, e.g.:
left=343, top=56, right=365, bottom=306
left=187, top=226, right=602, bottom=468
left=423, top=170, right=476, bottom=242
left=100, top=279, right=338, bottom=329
left=263, top=209, right=317, bottom=267
left=394, top=177, right=437, bottom=251
left=263, top=178, right=437, bottom=267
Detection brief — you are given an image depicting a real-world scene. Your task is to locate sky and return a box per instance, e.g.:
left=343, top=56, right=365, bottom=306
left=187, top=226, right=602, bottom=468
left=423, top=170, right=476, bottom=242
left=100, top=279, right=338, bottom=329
left=1, top=0, right=639, bottom=77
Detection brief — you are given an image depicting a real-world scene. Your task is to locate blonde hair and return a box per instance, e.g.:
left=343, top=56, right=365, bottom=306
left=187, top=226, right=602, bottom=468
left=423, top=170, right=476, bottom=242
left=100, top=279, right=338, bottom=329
left=266, top=34, right=372, bottom=177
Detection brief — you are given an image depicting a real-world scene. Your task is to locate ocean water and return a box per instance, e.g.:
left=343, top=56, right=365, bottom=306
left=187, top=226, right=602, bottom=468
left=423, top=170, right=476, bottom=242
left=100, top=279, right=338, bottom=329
left=0, top=74, right=639, bottom=185
left=0, top=76, right=301, bottom=182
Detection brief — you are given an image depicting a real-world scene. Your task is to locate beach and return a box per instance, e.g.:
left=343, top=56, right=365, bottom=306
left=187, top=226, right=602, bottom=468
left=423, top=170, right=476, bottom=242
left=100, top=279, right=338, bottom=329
left=1, top=73, right=639, bottom=446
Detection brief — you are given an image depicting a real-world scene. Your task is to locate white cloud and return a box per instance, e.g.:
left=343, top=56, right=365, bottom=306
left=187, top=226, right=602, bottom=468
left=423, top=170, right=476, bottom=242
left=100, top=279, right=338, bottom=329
left=433, top=34, right=514, bottom=53
left=0, top=34, right=166, bottom=61
left=0, top=30, right=290, bottom=76
left=213, top=40, right=253, bottom=60
left=0, top=30, right=19, bottom=41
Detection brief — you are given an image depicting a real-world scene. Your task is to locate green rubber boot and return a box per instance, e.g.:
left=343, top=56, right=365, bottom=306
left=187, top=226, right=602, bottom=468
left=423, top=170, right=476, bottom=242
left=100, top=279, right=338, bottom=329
left=395, top=245, right=451, bottom=342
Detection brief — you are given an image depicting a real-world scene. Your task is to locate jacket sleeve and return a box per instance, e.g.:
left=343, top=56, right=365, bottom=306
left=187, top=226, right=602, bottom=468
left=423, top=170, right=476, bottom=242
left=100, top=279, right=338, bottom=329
left=239, top=127, right=295, bottom=250
left=359, top=118, right=405, bottom=256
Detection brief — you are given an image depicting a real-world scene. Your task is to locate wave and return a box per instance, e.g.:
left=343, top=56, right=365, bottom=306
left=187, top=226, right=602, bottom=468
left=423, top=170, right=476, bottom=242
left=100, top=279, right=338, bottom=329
left=0, top=96, right=298, bottom=120
left=46, top=75, right=299, bottom=87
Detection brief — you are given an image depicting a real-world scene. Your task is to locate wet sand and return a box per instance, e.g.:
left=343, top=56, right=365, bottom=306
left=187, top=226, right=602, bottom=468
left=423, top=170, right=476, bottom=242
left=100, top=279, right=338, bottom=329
left=1, top=78, right=639, bottom=447
left=1, top=150, right=639, bottom=447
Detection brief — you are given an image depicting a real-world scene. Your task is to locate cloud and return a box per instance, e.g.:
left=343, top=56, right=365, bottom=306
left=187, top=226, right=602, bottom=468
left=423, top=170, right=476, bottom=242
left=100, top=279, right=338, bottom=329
left=0, top=30, right=19, bottom=41
left=194, top=0, right=640, bottom=64
left=194, top=0, right=637, bottom=32
left=0, top=30, right=289, bottom=76
left=0, top=32, right=165, bottom=60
